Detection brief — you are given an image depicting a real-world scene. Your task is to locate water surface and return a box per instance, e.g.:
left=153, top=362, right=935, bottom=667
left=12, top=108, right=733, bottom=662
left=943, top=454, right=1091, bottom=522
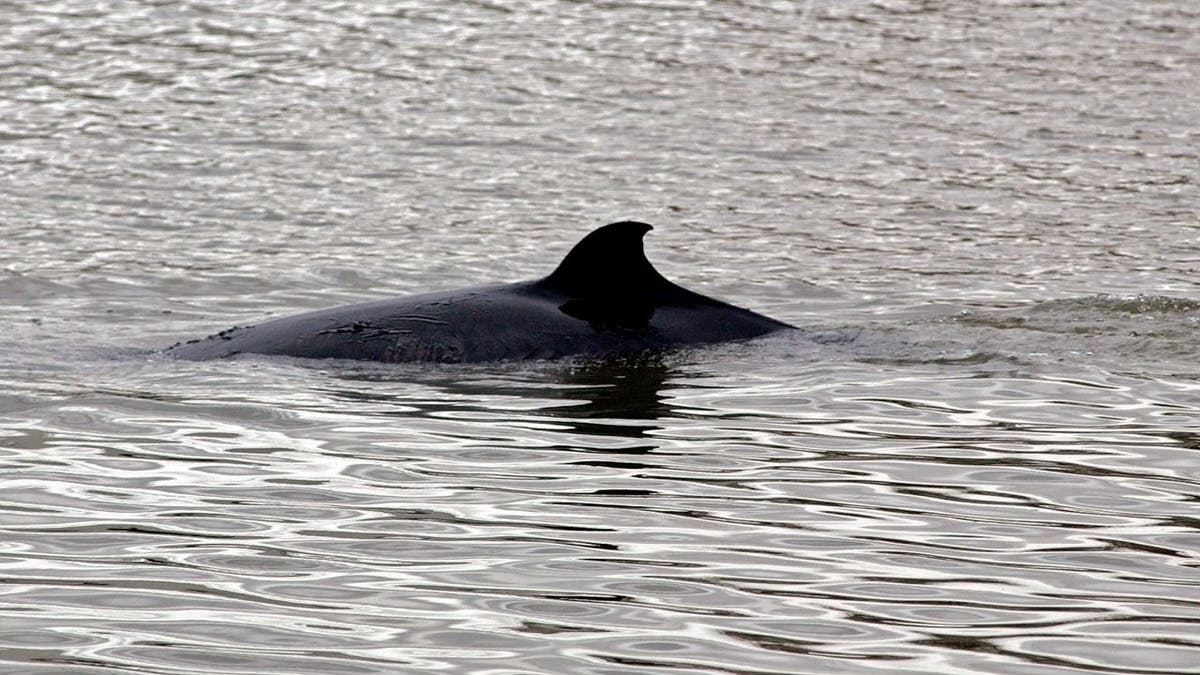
left=2, top=1, right=1199, bottom=673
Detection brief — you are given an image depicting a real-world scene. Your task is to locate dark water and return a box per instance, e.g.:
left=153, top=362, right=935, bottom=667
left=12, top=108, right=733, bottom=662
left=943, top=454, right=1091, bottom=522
left=3, top=1, right=1200, bottom=673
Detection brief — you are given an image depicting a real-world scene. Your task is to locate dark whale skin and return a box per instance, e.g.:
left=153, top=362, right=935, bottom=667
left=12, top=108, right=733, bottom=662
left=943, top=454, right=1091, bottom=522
left=165, top=222, right=794, bottom=363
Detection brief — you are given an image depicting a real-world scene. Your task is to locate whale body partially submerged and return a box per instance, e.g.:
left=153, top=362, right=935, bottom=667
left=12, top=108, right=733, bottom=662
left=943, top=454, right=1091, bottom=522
left=166, top=221, right=794, bottom=363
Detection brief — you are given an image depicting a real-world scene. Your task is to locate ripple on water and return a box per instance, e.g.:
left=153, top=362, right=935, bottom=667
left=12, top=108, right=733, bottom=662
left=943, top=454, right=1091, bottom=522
left=6, top=356, right=1200, bottom=674
left=4, top=0, right=1200, bottom=672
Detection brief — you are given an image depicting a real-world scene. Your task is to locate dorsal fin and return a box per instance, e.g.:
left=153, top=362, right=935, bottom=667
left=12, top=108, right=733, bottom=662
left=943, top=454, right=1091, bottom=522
left=541, top=221, right=675, bottom=298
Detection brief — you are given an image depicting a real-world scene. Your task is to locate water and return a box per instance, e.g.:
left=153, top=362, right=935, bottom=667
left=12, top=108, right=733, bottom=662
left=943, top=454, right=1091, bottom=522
left=2, top=1, right=1199, bottom=673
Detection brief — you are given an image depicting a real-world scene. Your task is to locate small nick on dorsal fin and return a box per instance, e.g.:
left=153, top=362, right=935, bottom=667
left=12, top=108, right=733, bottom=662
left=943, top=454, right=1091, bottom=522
left=542, top=221, right=675, bottom=298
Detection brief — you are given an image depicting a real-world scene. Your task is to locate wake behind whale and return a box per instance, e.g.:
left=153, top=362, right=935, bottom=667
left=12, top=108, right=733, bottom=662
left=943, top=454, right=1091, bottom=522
left=166, top=222, right=794, bottom=363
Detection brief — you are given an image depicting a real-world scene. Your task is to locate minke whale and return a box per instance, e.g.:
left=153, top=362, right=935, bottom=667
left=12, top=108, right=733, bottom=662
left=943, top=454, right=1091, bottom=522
left=166, top=221, right=794, bottom=363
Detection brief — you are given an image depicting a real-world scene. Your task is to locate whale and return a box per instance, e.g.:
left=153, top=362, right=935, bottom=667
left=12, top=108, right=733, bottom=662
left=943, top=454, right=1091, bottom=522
left=165, top=221, right=794, bottom=363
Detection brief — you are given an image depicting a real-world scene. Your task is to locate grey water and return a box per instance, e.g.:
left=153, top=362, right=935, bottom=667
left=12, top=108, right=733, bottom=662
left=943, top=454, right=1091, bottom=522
left=2, top=1, right=1199, bottom=673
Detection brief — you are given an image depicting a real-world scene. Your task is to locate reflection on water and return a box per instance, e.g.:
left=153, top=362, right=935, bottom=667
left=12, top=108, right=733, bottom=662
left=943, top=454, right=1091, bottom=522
left=317, top=353, right=677, bottom=440
left=522, top=356, right=677, bottom=423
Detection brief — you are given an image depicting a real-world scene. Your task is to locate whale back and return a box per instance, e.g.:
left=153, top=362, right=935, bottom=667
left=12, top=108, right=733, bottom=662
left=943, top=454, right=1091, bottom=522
left=166, top=221, right=795, bottom=363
